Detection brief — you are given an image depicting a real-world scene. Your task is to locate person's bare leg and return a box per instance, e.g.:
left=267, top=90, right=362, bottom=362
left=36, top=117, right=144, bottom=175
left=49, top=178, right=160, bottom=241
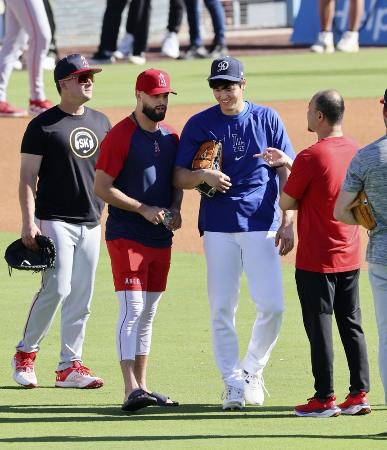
left=320, top=0, right=335, bottom=31
left=134, top=354, right=149, bottom=392
left=120, top=359, right=139, bottom=402
left=348, top=0, right=364, bottom=31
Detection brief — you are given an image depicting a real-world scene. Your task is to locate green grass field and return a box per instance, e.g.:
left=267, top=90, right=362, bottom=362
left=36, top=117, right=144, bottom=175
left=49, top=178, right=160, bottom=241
left=0, top=229, right=386, bottom=449
left=5, top=48, right=387, bottom=108
left=1, top=49, right=387, bottom=448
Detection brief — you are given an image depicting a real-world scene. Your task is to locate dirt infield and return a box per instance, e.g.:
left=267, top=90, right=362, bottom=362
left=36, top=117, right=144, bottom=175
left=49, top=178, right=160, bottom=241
left=0, top=98, right=380, bottom=263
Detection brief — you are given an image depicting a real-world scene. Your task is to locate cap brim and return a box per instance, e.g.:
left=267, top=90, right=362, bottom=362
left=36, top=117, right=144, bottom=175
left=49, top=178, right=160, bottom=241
left=141, top=88, right=177, bottom=95
left=72, top=67, right=102, bottom=76
left=207, top=75, right=242, bottom=82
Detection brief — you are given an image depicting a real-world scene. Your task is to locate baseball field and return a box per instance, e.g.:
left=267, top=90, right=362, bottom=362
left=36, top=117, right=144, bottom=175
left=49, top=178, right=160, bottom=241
left=0, top=50, right=386, bottom=449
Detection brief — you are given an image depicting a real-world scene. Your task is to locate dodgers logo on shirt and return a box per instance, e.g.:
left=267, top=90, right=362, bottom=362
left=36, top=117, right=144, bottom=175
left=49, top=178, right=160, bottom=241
left=69, top=127, right=99, bottom=158
left=232, top=134, right=247, bottom=161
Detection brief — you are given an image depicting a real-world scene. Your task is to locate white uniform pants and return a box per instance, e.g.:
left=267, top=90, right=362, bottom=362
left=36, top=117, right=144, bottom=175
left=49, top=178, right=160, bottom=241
left=204, top=231, right=284, bottom=388
left=16, top=220, right=101, bottom=370
left=116, top=291, right=162, bottom=361
left=368, top=263, right=387, bottom=404
left=0, top=0, right=51, bottom=101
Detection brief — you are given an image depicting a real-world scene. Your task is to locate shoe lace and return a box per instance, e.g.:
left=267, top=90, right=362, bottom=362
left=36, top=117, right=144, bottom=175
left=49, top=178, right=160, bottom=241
left=221, top=385, right=243, bottom=401
left=74, top=364, right=91, bottom=375
left=16, top=357, right=34, bottom=370
left=245, top=372, right=270, bottom=398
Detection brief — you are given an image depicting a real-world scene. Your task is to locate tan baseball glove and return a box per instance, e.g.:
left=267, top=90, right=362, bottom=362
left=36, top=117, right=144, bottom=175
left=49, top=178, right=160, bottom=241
left=350, top=191, right=376, bottom=230
left=191, top=140, right=223, bottom=197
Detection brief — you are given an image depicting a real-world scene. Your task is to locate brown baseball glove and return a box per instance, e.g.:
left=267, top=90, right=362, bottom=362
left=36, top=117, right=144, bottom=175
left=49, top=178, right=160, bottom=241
left=350, top=191, right=376, bottom=230
left=191, top=140, right=223, bottom=197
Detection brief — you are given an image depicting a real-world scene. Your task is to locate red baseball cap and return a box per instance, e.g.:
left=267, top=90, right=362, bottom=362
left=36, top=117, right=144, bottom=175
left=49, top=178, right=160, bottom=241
left=135, top=69, right=177, bottom=95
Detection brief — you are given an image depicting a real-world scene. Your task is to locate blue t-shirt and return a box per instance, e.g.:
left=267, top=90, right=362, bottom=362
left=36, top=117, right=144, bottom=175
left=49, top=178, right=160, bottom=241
left=175, top=101, right=295, bottom=233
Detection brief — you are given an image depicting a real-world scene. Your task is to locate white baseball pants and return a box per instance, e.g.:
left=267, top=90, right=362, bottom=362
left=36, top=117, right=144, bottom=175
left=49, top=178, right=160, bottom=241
left=368, top=263, right=387, bottom=404
left=0, top=0, right=51, bottom=101
left=203, top=231, right=284, bottom=388
left=16, top=220, right=101, bottom=370
left=116, top=290, right=162, bottom=361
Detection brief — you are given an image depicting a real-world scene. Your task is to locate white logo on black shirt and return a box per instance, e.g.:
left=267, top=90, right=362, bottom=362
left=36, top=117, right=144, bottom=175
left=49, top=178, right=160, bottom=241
left=69, top=127, right=99, bottom=158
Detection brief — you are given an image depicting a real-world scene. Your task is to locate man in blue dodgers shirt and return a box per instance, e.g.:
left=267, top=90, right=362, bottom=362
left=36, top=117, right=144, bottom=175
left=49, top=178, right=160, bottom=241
left=174, top=56, right=295, bottom=410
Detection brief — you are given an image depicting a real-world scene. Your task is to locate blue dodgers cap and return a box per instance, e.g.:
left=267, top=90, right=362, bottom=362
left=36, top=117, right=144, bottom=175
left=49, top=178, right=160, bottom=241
left=208, top=56, right=244, bottom=82
left=54, top=54, right=102, bottom=82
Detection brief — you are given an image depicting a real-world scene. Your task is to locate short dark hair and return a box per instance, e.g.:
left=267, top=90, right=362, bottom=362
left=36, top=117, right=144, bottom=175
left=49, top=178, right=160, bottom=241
left=55, top=81, right=62, bottom=94
left=208, top=79, right=242, bottom=90
left=314, top=90, right=344, bottom=125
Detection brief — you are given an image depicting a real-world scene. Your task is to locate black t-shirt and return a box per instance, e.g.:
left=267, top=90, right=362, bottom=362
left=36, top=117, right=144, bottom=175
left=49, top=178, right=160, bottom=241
left=21, top=106, right=111, bottom=225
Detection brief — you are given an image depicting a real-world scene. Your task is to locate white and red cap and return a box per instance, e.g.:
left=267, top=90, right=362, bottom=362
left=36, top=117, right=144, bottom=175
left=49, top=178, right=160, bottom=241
left=54, top=54, right=102, bottom=82
left=135, top=69, right=177, bottom=95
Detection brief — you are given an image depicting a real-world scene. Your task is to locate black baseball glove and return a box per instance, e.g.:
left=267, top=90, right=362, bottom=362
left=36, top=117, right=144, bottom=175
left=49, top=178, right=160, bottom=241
left=4, top=235, right=56, bottom=275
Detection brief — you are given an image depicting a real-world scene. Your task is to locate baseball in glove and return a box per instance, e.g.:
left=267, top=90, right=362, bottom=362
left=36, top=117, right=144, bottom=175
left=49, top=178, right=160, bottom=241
left=4, top=235, right=56, bottom=275
left=350, top=191, right=376, bottom=231
left=191, top=140, right=223, bottom=197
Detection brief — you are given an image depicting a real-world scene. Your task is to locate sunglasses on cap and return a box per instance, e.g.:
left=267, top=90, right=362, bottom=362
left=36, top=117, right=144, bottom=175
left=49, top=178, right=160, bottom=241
left=61, top=72, right=94, bottom=84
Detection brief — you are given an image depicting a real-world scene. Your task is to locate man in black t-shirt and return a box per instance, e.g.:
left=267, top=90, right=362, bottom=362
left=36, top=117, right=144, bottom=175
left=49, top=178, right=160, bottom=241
left=12, top=54, right=111, bottom=390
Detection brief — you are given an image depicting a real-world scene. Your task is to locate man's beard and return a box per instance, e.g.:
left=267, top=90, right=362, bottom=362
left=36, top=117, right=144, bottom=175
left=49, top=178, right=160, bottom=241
left=142, top=104, right=166, bottom=122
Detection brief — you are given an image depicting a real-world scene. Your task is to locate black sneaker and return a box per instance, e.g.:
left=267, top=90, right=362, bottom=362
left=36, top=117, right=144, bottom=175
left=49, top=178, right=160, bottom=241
left=181, top=45, right=208, bottom=59
left=90, top=50, right=115, bottom=64
left=208, top=43, right=228, bottom=59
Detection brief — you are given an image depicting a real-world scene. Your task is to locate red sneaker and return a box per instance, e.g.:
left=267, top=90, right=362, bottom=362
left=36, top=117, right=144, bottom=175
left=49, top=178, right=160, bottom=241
left=338, top=392, right=371, bottom=415
left=12, top=351, right=38, bottom=388
left=0, top=101, right=28, bottom=117
left=28, top=99, right=53, bottom=116
left=294, top=395, right=341, bottom=417
left=55, top=361, right=103, bottom=389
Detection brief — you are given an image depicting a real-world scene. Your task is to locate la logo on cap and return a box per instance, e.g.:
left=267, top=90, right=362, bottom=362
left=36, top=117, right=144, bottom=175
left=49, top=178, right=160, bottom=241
left=159, top=72, right=167, bottom=87
left=217, top=61, right=229, bottom=72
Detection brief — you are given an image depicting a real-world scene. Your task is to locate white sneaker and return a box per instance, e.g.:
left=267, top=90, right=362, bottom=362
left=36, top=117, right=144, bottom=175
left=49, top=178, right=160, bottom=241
left=12, top=351, right=38, bottom=388
left=13, top=59, right=23, bottom=71
left=161, top=31, right=180, bottom=59
left=310, top=32, right=334, bottom=54
left=243, top=370, right=267, bottom=405
left=114, top=32, right=134, bottom=60
left=222, top=385, right=245, bottom=410
left=43, top=55, right=56, bottom=71
left=13, top=49, right=23, bottom=70
left=128, top=54, right=146, bottom=65
left=336, top=31, right=359, bottom=53
left=55, top=361, right=103, bottom=389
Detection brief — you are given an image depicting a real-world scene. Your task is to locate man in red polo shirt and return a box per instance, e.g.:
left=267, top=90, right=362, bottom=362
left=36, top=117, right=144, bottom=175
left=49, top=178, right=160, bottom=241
left=257, top=89, right=370, bottom=417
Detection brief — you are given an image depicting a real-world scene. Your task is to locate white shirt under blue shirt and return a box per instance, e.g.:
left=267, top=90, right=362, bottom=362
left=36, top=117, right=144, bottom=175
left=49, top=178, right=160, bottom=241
left=175, top=100, right=295, bottom=234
